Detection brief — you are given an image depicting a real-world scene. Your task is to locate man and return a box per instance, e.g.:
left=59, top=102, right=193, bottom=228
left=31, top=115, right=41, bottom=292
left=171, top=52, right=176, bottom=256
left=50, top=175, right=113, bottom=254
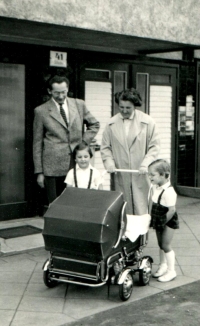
left=33, top=75, right=100, bottom=203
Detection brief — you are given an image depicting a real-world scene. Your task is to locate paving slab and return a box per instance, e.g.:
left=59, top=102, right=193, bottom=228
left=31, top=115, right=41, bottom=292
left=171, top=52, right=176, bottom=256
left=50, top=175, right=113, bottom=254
left=18, top=296, right=65, bottom=313
left=0, top=310, right=15, bottom=326
left=0, top=296, right=21, bottom=310
left=0, top=271, right=33, bottom=283
left=25, top=283, right=67, bottom=298
left=11, top=312, right=74, bottom=326
left=0, top=283, right=27, bottom=296
left=180, top=266, right=200, bottom=279
left=149, top=275, right=197, bottom=291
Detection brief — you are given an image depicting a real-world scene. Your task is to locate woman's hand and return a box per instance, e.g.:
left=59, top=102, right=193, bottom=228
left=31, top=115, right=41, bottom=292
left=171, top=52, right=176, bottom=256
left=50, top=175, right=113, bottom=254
left=139, top=166, right=148, bottom=175
left=107, top=166, right=116, bottom=173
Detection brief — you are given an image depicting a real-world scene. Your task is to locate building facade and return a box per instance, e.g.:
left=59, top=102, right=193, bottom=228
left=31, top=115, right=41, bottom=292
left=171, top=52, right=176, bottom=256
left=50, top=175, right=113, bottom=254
left=1, top=0, right=200, bottom=220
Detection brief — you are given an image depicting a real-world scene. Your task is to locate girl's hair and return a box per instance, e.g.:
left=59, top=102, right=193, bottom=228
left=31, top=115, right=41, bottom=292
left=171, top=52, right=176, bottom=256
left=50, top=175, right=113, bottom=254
left=73, top=141, right=93, bottom=160
left=115, top=88, right=142, bottom=107
left=149, top=159, right=171, bottom=178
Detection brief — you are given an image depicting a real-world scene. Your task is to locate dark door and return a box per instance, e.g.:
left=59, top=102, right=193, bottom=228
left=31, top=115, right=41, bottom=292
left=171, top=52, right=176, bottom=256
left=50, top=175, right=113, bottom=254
left=196, top=61, right=200, bottom=190
left=178, top=61, right=200, bottom=197
left=0, top=63, right=27, bottom=220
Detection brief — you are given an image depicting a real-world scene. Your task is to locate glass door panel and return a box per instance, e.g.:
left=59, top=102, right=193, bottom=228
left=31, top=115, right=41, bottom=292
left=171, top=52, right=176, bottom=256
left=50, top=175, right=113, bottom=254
left=150, top=85, right=172, bottom=164
left=113, top=71, right=127, bottom=114
left=85, top=80, right=112, bottom=190
left=136, top=73, right=149, bottom=113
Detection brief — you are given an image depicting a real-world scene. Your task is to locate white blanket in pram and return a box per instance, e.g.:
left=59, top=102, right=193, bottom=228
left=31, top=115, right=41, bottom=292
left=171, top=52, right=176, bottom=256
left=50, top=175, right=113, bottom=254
left=124, top=214, right=151, bottom=242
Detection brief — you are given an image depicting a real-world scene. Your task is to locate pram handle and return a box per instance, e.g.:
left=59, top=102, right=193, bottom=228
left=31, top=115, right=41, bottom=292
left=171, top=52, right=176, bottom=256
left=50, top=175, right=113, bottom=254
left=102, top=169, right=139, bottom=176
left=113, top=201, right=127, bottom=249
left=115, top=169, right=139, bottom=173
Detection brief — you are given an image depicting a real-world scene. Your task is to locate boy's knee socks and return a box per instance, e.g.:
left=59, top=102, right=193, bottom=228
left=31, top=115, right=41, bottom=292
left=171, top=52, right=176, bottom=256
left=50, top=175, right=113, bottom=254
left=159, top=249, right=167, bottom=266
left=165, top=250, right=175, bottom=271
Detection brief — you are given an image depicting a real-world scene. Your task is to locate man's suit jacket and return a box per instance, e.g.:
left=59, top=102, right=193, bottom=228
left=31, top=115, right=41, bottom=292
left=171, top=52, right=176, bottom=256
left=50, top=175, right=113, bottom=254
left=33, top=97, right=100, bottom=176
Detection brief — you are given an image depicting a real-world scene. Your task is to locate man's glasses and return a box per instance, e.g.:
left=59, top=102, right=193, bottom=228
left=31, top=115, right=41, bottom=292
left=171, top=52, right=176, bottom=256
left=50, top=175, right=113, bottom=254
left=52, top=91, right=68, bottom=96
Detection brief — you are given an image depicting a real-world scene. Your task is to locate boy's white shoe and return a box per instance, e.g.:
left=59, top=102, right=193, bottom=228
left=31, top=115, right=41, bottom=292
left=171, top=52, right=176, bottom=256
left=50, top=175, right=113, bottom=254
left=157, top=270, right=177, bottom=282
left=153, top=264, right=167, bottom=278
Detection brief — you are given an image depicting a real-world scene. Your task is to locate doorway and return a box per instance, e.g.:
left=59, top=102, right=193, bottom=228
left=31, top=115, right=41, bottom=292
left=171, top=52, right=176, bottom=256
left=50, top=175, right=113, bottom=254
left=80, top=60, right=178, bottom=189
left=0, top=63, right=26, bottom=220
left=80, top=61, right=130, bottom=190
left=132, top=63, right=178, bottom=184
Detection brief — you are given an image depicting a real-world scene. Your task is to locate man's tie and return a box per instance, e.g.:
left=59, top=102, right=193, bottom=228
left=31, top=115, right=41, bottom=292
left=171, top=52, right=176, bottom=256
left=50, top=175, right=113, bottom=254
left=59, top=104, right=68, bottom=127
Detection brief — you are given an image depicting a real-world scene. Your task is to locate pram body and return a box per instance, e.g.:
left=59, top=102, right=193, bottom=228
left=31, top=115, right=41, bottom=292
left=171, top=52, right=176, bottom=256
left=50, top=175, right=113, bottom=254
left=42, top=187, right=153, bottom=301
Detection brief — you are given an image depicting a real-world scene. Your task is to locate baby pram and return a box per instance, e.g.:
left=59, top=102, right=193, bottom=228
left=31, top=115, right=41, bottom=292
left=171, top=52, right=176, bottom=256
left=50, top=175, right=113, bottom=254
left=42, top=184, right=153, bottom=301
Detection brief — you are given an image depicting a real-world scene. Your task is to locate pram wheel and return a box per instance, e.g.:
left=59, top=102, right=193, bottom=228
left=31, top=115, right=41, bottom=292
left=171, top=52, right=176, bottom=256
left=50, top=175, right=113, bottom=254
left=119, top=272, right=133, bottom=301
left=43, top=262, right=58, bottom=288
left=139, top=257, right=152, bottom=286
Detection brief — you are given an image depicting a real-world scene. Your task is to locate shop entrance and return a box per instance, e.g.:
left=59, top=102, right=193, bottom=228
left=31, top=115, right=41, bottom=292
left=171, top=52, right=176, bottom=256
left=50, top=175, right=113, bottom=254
left=80, top=60, right=178, bottom=189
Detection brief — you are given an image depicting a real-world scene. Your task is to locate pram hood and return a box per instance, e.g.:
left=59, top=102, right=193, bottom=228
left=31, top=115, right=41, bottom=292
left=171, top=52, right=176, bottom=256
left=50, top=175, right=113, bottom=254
left=43, top=188, right=125, bottom=260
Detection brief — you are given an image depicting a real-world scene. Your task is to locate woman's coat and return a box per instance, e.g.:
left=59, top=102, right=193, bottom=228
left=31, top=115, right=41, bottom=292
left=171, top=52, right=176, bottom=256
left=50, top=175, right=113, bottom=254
left=101, top=110, right=160, bottom=215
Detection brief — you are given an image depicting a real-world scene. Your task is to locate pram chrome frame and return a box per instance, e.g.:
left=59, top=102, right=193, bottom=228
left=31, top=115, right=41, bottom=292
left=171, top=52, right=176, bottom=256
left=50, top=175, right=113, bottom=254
left=43, top=232, right=153, bottom=301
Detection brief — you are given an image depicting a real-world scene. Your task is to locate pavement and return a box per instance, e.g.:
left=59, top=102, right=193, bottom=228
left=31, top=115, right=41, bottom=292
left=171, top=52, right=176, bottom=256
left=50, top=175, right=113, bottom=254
left=65, top=280, right=200, bottom=326
left=0, top=195, right=200, bottom=326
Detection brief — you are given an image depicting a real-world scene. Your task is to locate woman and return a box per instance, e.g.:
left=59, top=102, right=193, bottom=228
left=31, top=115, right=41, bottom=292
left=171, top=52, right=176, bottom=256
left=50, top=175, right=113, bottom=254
left=101, top=88, right=160, bottom=215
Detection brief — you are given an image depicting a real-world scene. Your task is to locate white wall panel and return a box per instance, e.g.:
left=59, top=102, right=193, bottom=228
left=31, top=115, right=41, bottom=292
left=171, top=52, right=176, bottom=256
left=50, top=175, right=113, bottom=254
left=85, top=81, right=112, bottom=190
left=149, top=85, right=172, bottom=163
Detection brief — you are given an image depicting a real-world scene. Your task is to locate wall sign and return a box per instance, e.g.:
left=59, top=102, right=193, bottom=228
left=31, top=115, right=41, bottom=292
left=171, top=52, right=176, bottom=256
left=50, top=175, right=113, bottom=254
left=50, top=51, right=67, bottom=67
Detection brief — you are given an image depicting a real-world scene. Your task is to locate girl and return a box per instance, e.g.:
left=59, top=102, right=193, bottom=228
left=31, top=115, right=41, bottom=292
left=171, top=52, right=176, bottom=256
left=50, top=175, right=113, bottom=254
left=148, top=159, right=179, bottom=282
left=64, top=141, right=103, bottom=190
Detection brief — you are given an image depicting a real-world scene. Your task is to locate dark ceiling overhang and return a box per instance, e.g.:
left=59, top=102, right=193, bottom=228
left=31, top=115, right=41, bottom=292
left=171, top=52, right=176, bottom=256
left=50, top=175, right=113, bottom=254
left=0, top=16, right=199, bottom=55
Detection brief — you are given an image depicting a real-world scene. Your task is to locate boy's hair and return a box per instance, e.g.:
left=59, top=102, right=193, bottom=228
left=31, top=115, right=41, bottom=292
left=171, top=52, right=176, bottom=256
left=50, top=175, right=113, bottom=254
left=149, top=159, right=170, bottom=178
left=73, top=141, right=93, bottom=160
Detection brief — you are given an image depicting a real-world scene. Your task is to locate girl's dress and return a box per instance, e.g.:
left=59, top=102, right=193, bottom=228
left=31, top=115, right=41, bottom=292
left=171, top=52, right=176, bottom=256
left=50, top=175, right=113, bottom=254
left=64, top=163, right=102, bottom=189
left=150, top=185, right=179, bottom=232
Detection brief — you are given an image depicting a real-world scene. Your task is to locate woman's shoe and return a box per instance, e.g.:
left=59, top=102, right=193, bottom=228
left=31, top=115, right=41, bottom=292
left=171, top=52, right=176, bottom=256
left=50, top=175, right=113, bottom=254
left=157, top=270, right=176, bottom=282
left=153, top=264, right=167, bottom=278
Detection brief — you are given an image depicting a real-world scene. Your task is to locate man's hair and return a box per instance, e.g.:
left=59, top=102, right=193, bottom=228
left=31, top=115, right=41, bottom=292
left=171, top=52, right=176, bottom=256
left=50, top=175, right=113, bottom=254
left=48, top=75, right=70, bottom=90
left=73, top=141, right=93, bottom=160
left=149, top=159, right=171, bottom=178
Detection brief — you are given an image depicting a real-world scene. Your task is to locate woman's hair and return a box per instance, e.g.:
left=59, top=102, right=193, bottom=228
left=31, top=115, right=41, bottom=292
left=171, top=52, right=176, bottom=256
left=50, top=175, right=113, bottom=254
left=48, top=75, right=70, bottom=90
left=73, top=141, right=93, bottom=160
left=115, top=88, right=142, bottom=107
left=149, top=159, right=171, bottom=178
